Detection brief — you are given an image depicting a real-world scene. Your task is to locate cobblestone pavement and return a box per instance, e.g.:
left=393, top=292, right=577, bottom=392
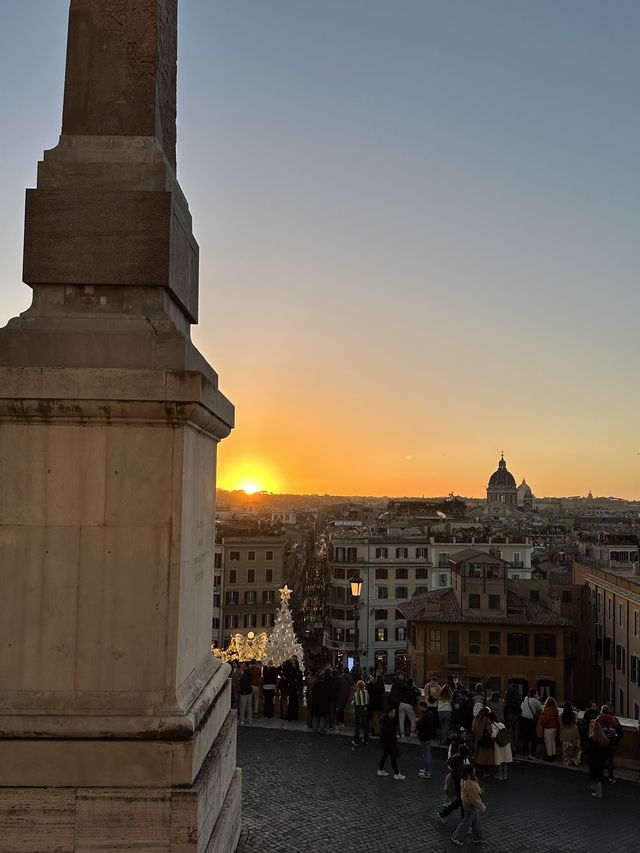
left=237, top=725, right=637, bottom=853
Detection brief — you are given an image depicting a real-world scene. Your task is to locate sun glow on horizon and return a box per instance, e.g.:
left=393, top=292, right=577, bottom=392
left=241, top=481, right=261, bottom=495
left=218, top=455, right=283, bottom=495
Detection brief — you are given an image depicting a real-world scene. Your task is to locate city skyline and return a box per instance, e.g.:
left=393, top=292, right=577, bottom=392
left=1, top=2, right=639, bottom=498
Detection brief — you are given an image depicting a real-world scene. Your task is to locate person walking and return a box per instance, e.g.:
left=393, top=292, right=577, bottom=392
left=559, top=702, right=581, bottom=766
left=377, top=707, right=405, bottom=780
left=238, top=662, right=253, bottom=725
left=416, top=700, right=436, bottom=778
left=438, top=744, right=472, bottom=825
left=538, top=697, right=560, bottom=761
left=352, top=680, right=369, bottom=746
left=581, top=700, right=599, bottom=754
left=450, top=764, right=486, bottom=846
left=520, top=688, right=543, bottom=759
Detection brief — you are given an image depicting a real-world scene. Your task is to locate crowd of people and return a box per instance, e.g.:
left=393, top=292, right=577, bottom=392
left=233, top=662, right=628, bottom=840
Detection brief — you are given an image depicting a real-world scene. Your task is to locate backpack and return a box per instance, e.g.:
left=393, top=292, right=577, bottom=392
left=478, top=728, right=493, bottom=749
left=495, top=726, right=510, bottom=748
left=600, top=725, right=618, bottom=745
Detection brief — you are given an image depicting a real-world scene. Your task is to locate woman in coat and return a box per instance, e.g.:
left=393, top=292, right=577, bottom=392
left=538, top=696, right=560, bottom=761
left=559, top=702, right=581, bottom=766
left=472, top=707, right=495, bottom=777
left=489, top=710, right=513, bottom=780
left=378, top=706, right=405, bottom=780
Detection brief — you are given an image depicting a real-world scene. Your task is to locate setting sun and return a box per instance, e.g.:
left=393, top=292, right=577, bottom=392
left=241, top=482, right=261, bottom=495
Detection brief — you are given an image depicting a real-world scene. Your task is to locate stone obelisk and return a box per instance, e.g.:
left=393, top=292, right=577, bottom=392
left=0, top=2, right=240, bottom=851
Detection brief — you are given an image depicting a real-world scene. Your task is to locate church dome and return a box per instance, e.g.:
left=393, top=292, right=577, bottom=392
left=488, top=455, right=516, bottom=488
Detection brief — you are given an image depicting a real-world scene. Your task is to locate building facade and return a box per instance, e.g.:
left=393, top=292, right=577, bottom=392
left=402, top=550, right=573, bottom=699
left=573, top=560, right=640, bottom=720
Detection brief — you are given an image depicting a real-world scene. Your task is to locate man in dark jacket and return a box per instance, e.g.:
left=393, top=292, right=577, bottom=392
left=417, top=702, right=436, bottom=778
left=335, top=668, right=353, bottom=728
left=595, top=705, right=624, bottom=783
left=438, top=744, right=471, bottom=823
left=377, top=707, right=405, bottom=780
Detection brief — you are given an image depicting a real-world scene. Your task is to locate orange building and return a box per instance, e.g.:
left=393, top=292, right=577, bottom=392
left=402, top=549, right=573, bottom=700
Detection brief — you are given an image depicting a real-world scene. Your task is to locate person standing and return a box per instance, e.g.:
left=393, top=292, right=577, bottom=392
left=311, top=669, right=332, bottom=734
left=520, top=688, right=543, bottom=760
left=587, top=720, right=609, bottom=798
left=595, top=704, right=624, bottom=783
left=249, top=659, right=262, bottom=717
left=352, top=680, right=370, bottom=746
left=581, top=700, right=600, bottom=753
left=335, top=667, right=353, bottom=728
left=238, top=662, right=253, bottom=725
left=559, top=702, right=581, bottom=766
left=262, top=659, right=278, bottom=719
left=503, top=683, right=522, bottom=752
left=487, top=690, right=505, bottom=725
left=366, top=674, right=383, bottom=737
left=472, top=706, right=495, bottom=778
left=416, top=700, right=436, bottom=778
left=230, top=659, right=242, bottom=710
left=538, top=697, right=560, bottom=762
left=490, top=712, right=513, bottom=780
left=377, top=707, right=405, bottom=780
left=438, top=683, right=453, bottom=745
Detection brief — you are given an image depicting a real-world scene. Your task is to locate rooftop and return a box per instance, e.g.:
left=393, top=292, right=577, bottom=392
left=400, top=588, right=573, bottom=626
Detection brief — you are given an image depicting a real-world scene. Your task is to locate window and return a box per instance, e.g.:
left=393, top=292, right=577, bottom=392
left=213, top=594, right=220, bottom=608
left=534, top=634, right=556, bottom=657
left=597, top=591, right=602, bottom=613
left=468, top=563, right=482, bottom=579
left=265, top=569, right=273, bottom=583
left=333, top=568, right=346, bottom=580
left=375, top=547, right=388, bottom=559
left=212, top=617, right=219, bottom=629
left=489, top=631, right=501, bottom=655
left=512, top=552, right=521, bottom=566
left=214, top=575, right=221, bottom=588
left=619, top=603, right=624, bottom=628
left=224, top=615, right=238, bottom=629
left=374, top=607, right=388, bottom=620
left=214, top=553, right=222, bottom=569
left=447, top=630, right=460, bottom=664
left=244, top=614, right=257, bottom=628
left=247, top=569, right=255, bottom=584
left=229, top=569, right=236, bottom=584
left=486, top=677, right=501, bottom=694
left=229, top=551, right=240, bottom=561
left=416, top=547, right=428, bottom=558
left=634, top=703, right=640, bottom=721
left=438, top=553, right=450, bottom=567
left=396, top=547, right=408, bottom=559
left=439, top=573, right=448, bottom=588
left=619, top=688, right=625, bottom=717
left=266, top=550, right=274, bottom=561
left=395, top=627, right=407, bottom=641
left=468, top=630, right=481, bottom=654
left=507, top=633, right=529, bottom=656
left=468, top=594, right=480, bottom=609
left=347, top=547, right=358, bottom=563
left=561, top=590, right=573, bottom=604
left=634, top=610, right=639, bottom=637
left=225, top=591, right=238, bottom=605
left=376, top=568, right=388, bottom=580
left=377, top=586, right=388, bottom=600
left=488, top=594, right=501, bottom=610
left=416, top=567, right=428, bottom=579
left=248, top=551, right=256, bottom=561
left=244, top=591, right=256, bottom=605
left=486, top=565, right=500, bottom=580
left=262, top=590, right=275, bottom=604
left=529, top=590, right=540, bottom=601
left=376, top=627, right=387, bottom=642
left=396, top=586, right=408, bottom=600
left=608, top=599, right=612, bottom=620
left=630, top=655, right=638, bottom=684
left=430, top=629, right=441, bottom=652
left=396, top=568, right=408, bottom=580
left=615, top=644, right=626, bottom=673
left=333, top=627, right=344, bottom=642
left=262, top=613, right=274, bottom=628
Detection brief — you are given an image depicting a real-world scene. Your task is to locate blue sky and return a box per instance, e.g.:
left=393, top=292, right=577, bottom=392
left=1, top=1, right=639, bottom=497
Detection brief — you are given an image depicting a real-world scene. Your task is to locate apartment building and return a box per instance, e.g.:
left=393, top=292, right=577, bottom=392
left=573, top=558, right=640, bottom=720
left=402, top=549, right=573, bottom=698
left=325, top=534, right=533, bottom=673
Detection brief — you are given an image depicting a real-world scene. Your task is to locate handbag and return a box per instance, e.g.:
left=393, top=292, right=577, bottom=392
left=495, top=726, right=510, bottom=748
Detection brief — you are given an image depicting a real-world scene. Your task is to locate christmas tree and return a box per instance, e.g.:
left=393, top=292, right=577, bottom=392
left=263, top=585, right=305, bottom=669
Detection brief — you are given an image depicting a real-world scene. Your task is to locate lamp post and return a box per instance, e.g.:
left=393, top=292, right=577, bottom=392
left=349, top=574, right=363, bottom=669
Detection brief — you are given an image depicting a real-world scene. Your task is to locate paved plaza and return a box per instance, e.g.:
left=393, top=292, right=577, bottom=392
left=237, top=723, right=637, bottom=853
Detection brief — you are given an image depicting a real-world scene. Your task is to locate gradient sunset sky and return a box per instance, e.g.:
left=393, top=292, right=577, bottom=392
left=1, top=1, right=639, bottom=498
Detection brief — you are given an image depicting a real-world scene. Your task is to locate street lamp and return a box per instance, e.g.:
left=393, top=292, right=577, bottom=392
left=349, top=574, right=363, bottom=668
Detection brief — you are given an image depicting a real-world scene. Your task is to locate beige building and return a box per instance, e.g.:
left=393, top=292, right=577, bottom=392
left=573, top=558, right=640, bottom=720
